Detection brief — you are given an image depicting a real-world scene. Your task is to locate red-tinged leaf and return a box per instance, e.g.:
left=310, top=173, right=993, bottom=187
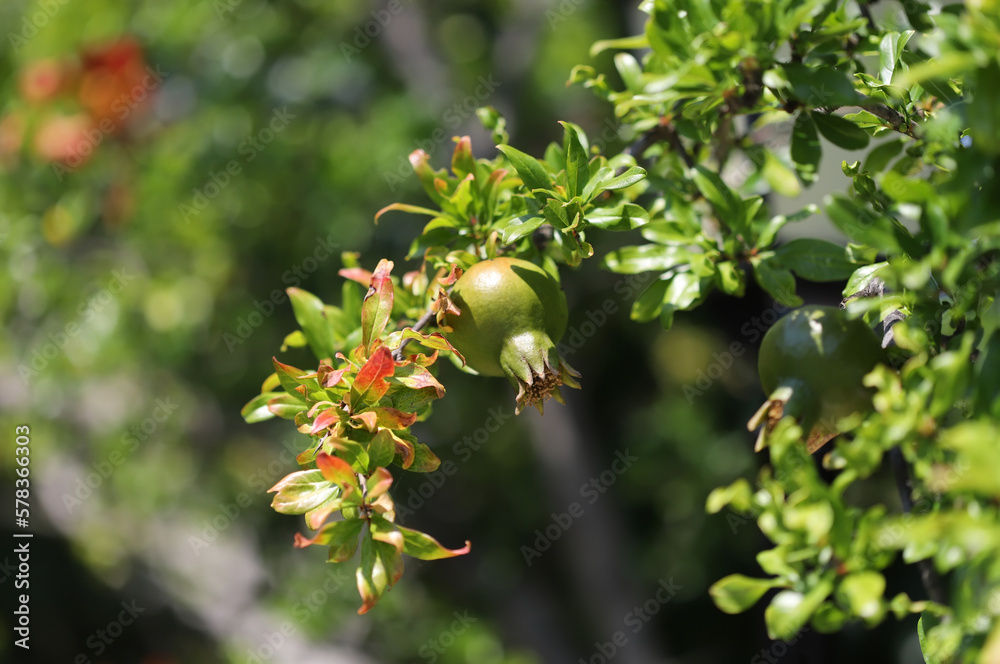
left=311, top=408, right=342, bottom=435
left=338, top=267, right=372, bottom=285
left=406, top=350, right=440, bottom=367
left=370, top=490, right=395, bottom=518
left=409, top=442, right=442, bottom=473
left=408, top=149, right=449, bottom=206
left=370, top=514, right=405, bottom=553
left=398, top=525, right=471, bottom=560
left=451, top=136, right=476, bottom=178
left=319, top=366, right=349, bottom=388
left=297, top=445, right=319, bottom=466
left=371, top=407, right=418, bottom=429
left=327, top=437, right=370, bottom=474
left=393, top=435, right=415, bottom=469
left=367, top=467, right=394, bottom=500
left=419, top=332, right=460, bottom=355
left=268, top=470, right=340, bottom=515
left=356, top=531, right=388, bottom=614
left=316, top=452, right=360, bottom=495
left=267, top=394, right=308, bottom=420
left=307, top=400, right=336, bottom=418
left=361, top=260, right=394, bottom=353
left=392, top=364, right=446, bottom=399
left=438, top=264, right=464, bottom=286
left=293, top=518, right=364, bottom=563
left=350, top=411, right=378, bottom=432
left=304, top=494, right=344, bottom=530
left=374, top=203, right=441, bottom=225
left=272, top=357, right=313, bottom=399
left=351, top=345, right=396, bottom=407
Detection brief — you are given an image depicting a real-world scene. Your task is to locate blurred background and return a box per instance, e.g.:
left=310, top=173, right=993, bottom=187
left=0, top=1, right=925, bottom=662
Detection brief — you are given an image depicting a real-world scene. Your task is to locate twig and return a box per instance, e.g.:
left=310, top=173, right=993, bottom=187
left=664, top=124, right=697, bottom=169
left=889, top=447, right=948, bottom=605
left=860, top=103, right=916, bottom=137
left=858, top=1, right=878, bottom=32
left=623, top=123, right=671, bottom=162
left=392, top=306, right=439, bottom=362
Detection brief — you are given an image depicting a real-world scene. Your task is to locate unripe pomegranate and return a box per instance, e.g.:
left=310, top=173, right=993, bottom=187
left=758, top=305, right=884, bottom=435
left=445, top=257, right=580, bottom=414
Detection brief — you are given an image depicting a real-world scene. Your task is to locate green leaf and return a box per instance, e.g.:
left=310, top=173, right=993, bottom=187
left=630, top=278, right=670, bottom=323
left=560, top=121, right=591, bottom=198
left=691, top=166, right=745, bottom=233
left=407, top=442, right=442, bottom=473
left=614, top=52, right=643, bottom=91
left=592, top=166, right=647, bottom=194
left=811, top=112, right=871, bottom=150
left=268, top=470, right=340, bottom=515
left=842, top=262, right=889, bottom=299
left=328, top=437, right=371, bottom=475
left=602, top=244, right=689, bottom=274
left=791, top=112, right=821, bottom=184
left=879, top=31, right=914, bottom=85
left=863, top=138, right=905, bottom=173
left=398, top=525, right=471, bottom=560
left=755, top=206, right=818, bottom=249
left=267, top=393, right=309, bottom=420
left=968, top=61, right=1000, bottom=154
left=374, top=203, right=441, bottom=224
left=782, top=63, right=866, bottom=107
left=751, top=257, right=803, bottom=306
left=241, top=391, right=284, bottom=423
left=710, top=574, right=779, bottom=614
left=287, top=287, right=337, bottom=361
left=705, top=478, right=752, bottom=514
left=824, top=195, right=902, bottom=254
left=368, top=429, right=398, bottom=471
left=293, top=518, right=364, bottom=562
left=500, top=215, right=545, bottom=245
left=775, top=238, right=863, bottom=281
left=585, top=203, right=649, bottom=231
left=835, top=572, right=886, bottom=622
left=497, top=144, right=552, bottom=194
left=361, top=259, right=394, bottom=354
left=590, top=34, right=648, bottom=56
left=663, top=271, right=705, bottom=310
left=762, top=151, right=802, bottom=198
left=765, top=577, right=834, bottom=641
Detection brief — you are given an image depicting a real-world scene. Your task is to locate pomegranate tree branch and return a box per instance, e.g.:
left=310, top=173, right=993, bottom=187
left=393, top=306, right=439, bottom=362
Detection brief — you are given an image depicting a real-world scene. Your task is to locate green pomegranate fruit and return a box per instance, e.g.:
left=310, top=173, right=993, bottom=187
left=758, top=305, right=885, bottom=433
left=445, top=257, right=580, bottom=414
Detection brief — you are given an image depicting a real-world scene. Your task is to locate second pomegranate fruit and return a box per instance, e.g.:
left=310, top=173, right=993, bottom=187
left=444, top=257, right=580, bottom=414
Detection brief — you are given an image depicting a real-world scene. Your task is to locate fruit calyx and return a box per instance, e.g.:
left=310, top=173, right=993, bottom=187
left=501, top=330, right=581, bottom=414
left=444, top=257, right=580, bottom=414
